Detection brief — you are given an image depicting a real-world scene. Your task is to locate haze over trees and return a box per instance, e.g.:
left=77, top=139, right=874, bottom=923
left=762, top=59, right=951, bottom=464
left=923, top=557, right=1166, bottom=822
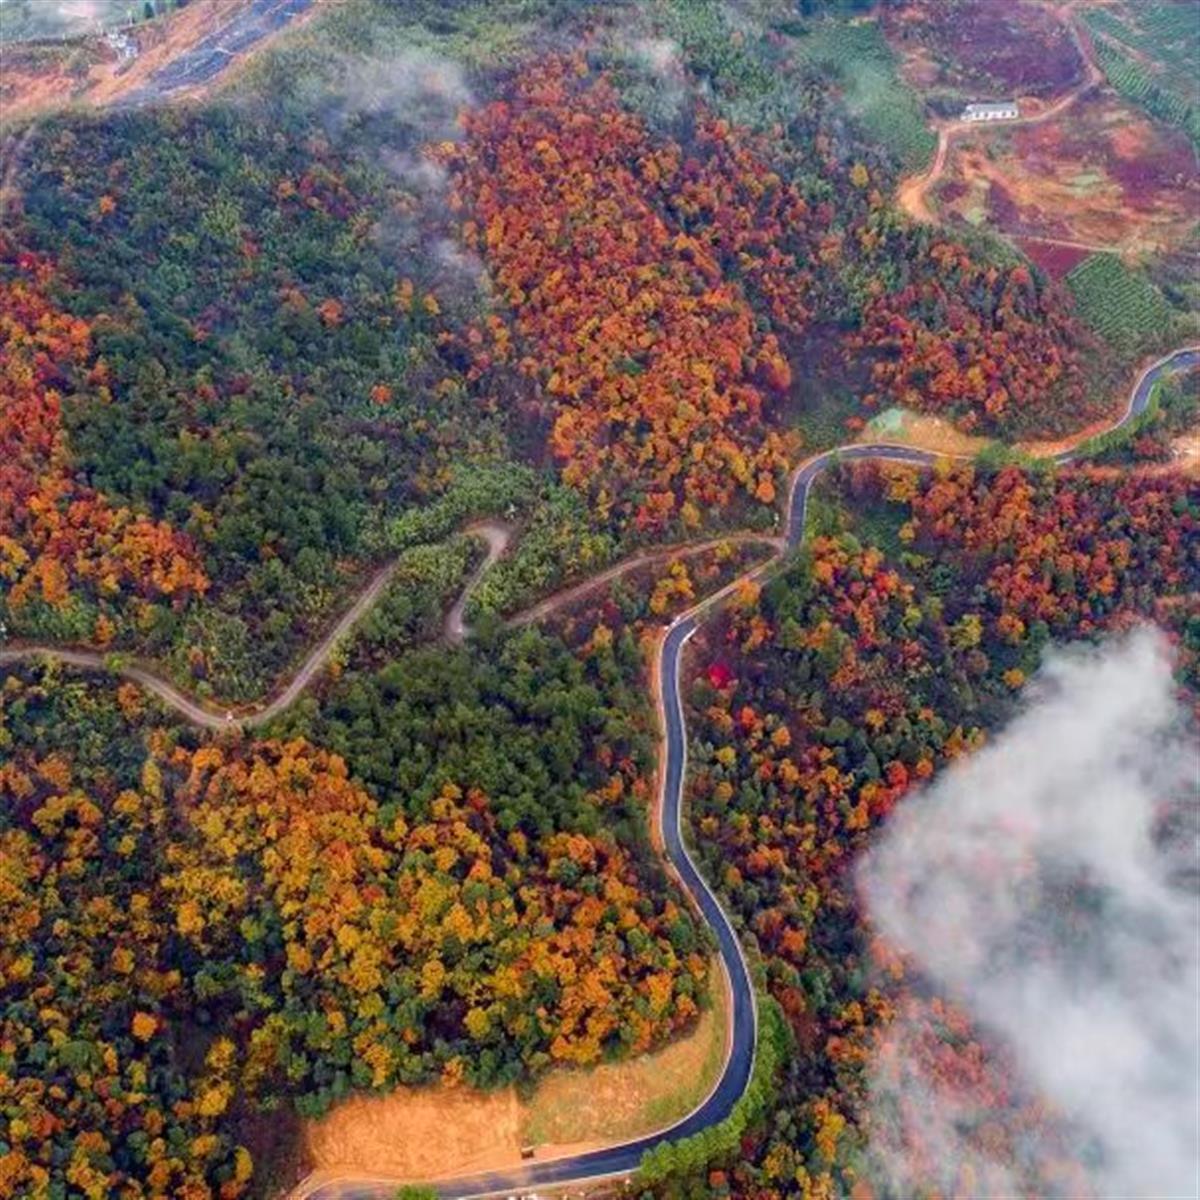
left=1, top=0, right=1197, bottom=1196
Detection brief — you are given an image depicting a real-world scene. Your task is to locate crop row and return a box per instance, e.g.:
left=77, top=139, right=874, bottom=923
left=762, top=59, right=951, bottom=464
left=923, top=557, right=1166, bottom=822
left=1093, top=39, right=1197, bottom=145
left=1066, top=253, right=1174, bottom=348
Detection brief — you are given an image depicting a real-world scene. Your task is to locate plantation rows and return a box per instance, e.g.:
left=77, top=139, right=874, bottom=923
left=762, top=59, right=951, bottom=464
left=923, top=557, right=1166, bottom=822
left=1083, top=3, right=1199, bottom=82
left=1094, top=39, right=1195, bottom=131
left=1066, top=253, right=1175, bottom=349
left=791, top=20, right=936, bottom=171
left=1084, top=4, right=1199, bottom=147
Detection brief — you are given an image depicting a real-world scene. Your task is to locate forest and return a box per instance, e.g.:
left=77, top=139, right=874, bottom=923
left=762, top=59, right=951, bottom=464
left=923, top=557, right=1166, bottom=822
left=2, top=0, right=1197, bottom=1197
left=1, top=618, right=709, bottom=1196
left=670, top=460, right=1199, bottom=1196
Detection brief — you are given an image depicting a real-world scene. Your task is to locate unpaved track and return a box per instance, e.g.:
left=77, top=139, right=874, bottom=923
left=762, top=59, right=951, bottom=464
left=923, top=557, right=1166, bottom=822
left=896, top=0, right=1104, bottom=227
left=0, top=521, right=511, bottom=730
left=2, top=349, right=1196, bottom=1199
left=507, top=533, right=784, bottom=631
left=445, top=521, right=513, bottom=643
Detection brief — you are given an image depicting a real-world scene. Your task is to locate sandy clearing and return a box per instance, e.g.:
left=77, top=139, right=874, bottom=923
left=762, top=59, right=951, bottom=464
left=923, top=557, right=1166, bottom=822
left=294, top=960, right=725, bottom=1189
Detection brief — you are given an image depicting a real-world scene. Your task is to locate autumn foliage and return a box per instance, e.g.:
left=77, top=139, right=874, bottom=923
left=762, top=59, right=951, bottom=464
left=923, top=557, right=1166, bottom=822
left=856, top=247, right=1096, bottom=433
left=441, top=58, right=794, bottom=531
left=678, top=461, right=1198, bottom=1195
left=0, top=240, right=207, bottom=621
left=165, top=739, right=701, bottom=1079
left=905, top=463, right=1198, bottom=633
left=0, top=673, right=700, bottom=1198
left=659, top=116, right=818, bottom=342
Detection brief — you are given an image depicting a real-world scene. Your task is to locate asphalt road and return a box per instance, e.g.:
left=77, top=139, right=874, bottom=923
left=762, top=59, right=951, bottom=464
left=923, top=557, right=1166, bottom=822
left=121, top=0, right=314, bottom=106
left=2, top=348, right=1195, bottom=1200
left=301, top=346, right=1200, bottom=1199
left=1054, top=345, right=1200, bottom=465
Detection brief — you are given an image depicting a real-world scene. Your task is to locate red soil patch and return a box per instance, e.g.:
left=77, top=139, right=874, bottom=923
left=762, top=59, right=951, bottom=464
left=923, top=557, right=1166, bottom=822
left=939, top=178, right=968, bottom=204
left=885, top=0, right=1084, bottom=100
left=1014, top=239, right=1091, bottom=279
left=939, top=92, right=1199, bottom=254
left=987, top=179, right=1021, bottom=227
left=1013, top=98, right=1196, bottom=211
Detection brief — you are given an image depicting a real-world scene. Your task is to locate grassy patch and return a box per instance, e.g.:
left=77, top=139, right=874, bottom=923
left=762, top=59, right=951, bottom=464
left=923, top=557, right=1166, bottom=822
left=791, top=381, right=863, bottom=454
left=522, top=957, right=728, bottom=1146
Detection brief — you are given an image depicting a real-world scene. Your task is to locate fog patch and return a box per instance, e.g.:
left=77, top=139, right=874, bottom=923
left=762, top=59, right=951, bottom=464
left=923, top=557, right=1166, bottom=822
left=633, top=35, right=682, bottom=76
left=608, top=32, right=692, bottom=128
left=0, top=0, right=123, bottom=40
left=327, top=47, right=472, bottom=145
left=315, top=48, right=489, bottom=310
left=860, top=625, right=1200, bottom=1199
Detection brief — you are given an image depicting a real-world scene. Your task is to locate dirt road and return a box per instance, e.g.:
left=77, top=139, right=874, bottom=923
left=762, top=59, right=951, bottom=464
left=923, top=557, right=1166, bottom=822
left=896, top=1, right=1104, bottom=226
left=445, top=521, right=513, bottom=643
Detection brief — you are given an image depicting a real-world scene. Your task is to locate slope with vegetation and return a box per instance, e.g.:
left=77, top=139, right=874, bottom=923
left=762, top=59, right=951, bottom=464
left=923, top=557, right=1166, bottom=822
left=667, top=459, right=1199, bottom=1197
left=2, top=1, right=1196, bottom=1198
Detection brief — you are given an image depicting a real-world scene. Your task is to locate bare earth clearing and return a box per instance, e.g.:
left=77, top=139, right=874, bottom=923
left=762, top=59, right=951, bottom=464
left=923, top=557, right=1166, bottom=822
left=294, top=967, right=726, bottom=1190
left=893, top=0, right=1198, bottom=270
left=0, top=0, right=320, bottom=119
left=937, top=93, right=1199, bottom=262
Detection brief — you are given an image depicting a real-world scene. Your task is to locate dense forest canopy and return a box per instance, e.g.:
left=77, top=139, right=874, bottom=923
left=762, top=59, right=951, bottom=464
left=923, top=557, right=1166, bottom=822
left=2, top=0, right=1197, bottom=1197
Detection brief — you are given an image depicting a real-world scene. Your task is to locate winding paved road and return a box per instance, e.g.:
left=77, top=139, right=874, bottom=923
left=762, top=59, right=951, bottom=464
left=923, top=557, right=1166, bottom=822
left=1, top=348, right=1195, bottom=1199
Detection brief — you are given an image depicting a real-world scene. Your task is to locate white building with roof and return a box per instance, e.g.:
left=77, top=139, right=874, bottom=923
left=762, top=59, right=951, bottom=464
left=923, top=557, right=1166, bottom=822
left=961, top=101, right=1020, bottom=122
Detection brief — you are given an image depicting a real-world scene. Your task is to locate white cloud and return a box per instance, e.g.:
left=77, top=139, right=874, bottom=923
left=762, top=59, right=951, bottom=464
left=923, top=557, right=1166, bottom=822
left=860, top=626, right=1200, bottom=1199
left=633, top=36, right=682, bottom=76
left=328, top=47, right=472, bottom=144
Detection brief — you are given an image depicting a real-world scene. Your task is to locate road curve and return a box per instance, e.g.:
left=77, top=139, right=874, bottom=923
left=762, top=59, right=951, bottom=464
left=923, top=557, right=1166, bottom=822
left=445, top=521, right=513, bottom=643
left=1054, top=345, right=1200, bottom=464
left=296, top=345, right=1199, bottom=1199
left=0, top=522, right=513, bottom=730
left=507, top=533, right=784, bottom=631
left=2, top=349, right=1196, bottom=1199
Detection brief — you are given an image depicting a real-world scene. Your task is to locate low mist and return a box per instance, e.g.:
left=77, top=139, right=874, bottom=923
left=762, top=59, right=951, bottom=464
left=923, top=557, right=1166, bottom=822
left=327, top=46, right=472, bottom=146
left=860, top=625, right=1200, bottom=1199
left=0, top=0, right=124, bottom=41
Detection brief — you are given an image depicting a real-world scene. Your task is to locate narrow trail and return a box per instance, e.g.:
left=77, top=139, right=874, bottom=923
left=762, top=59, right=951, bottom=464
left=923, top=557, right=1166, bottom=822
left=896, top=0, right=1104, bottom=227
left=0, top=521, right=512, bottom=730
left=3, top=349, right=1196, bottom=1200
left=507, top=532, right=784, bottom=631
left=445, top=520, right=513, bottom=644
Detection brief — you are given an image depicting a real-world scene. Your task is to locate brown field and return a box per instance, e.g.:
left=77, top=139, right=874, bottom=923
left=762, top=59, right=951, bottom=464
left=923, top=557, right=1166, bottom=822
left=932, top=91, right=1199, bottom=255
left=859, top=408, right=987, bottom=459
left=885, top=0, right=1085, bottom=106
left=295, top=958, right=727, bottom=1189
left=1014, top=237, right=1093, bottom=279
